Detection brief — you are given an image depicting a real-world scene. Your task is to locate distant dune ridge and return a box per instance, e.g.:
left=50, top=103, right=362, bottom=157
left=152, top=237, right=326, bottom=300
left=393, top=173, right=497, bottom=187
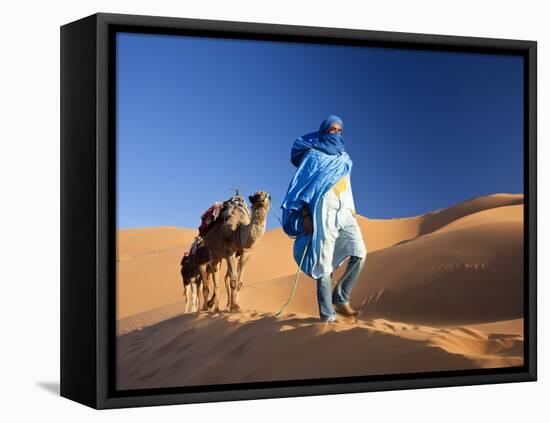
left=116, top=193, right=524, bottom=389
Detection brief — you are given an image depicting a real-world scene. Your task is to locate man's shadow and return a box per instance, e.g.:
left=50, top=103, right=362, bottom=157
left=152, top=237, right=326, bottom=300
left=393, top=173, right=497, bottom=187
left=36, top=381, right=60, bottom=396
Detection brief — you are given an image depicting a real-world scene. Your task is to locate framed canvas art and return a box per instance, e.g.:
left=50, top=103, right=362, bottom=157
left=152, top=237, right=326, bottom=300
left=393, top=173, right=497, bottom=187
left=60, top=12, right=537, bottom=409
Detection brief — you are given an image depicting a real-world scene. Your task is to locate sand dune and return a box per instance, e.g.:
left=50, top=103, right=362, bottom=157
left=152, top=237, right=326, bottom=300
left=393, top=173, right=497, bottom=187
left=116, top=193, right=524, bottom=389
left=116, top=227, right=198, bottom=319
left=416, top=193, right=523, bottom=237
left=117, top=226, right=197, bottom=259
left=117, top=312, right=523, bottom=390
left=355, top=193, right=523, bottom=252
left=353, top=220, right=524, bottom=325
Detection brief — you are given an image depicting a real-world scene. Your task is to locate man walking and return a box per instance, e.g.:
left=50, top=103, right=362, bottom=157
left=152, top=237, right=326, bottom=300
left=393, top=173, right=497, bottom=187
left=281, top=115, right=367, bottom=323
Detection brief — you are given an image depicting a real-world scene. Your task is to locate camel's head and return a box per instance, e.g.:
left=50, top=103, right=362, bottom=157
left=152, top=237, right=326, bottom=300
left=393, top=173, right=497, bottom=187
left=248, top=191, right=271, bottom=208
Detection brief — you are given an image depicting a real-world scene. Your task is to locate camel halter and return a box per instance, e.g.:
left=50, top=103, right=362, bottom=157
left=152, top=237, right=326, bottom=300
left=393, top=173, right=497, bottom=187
left=267, top=198, right=310, bottom=318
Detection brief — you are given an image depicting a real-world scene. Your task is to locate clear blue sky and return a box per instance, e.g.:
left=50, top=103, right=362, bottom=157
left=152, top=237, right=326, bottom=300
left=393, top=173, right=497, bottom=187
left=116, top=32, right=523, bottom=230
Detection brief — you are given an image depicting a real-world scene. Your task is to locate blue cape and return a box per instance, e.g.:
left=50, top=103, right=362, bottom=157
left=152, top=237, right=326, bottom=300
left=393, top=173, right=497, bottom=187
left=281, top=146, right=352, bottom=278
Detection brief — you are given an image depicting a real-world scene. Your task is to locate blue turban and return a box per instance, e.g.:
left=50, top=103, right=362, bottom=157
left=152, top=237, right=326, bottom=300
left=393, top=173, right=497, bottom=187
left=290, top=115, right=345, bottom=167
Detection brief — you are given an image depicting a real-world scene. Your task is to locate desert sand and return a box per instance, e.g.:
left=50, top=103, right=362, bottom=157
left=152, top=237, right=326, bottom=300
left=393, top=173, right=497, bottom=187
left=116, top=193, right=524, bottom=390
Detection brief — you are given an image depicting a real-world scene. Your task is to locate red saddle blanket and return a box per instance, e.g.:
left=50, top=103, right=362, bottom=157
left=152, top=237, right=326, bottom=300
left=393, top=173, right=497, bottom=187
left=199, top=201, right=223, bottom=237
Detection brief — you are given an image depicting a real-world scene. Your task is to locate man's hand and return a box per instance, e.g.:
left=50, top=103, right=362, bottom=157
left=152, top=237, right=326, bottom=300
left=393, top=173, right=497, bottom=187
left=301, top=205, right=313, bottom=235
left=303, top=214, right=313, bottom=234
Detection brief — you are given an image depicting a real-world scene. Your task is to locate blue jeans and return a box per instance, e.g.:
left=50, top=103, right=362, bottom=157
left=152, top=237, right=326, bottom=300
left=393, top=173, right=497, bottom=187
left=316, top=255, right=365, bottom=321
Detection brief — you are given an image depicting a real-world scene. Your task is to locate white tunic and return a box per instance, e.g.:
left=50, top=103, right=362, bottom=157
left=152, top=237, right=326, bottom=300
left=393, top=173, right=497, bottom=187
left=310, top=174, right=367, bottom=279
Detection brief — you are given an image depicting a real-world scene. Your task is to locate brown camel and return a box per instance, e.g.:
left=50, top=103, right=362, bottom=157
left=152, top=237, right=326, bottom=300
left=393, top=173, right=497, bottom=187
left=180, top=241, right=217, bottom=313
left=200, top=191, right=270, bottom=312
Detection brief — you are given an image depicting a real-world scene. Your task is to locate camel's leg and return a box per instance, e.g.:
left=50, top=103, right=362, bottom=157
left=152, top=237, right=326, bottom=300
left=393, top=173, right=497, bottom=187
left=237, top=251, right=252, bottom=291
left=212, top=268, right=221, bottom=312
left=196, top=278, right=203, bottom=311
left=224, top=267, right=231, bottom=310
left=200, top=273, right=209, bottom=311
left=191, top=282, right=198, bottom=312
left=206, top=261, right=221, bottom=312
left=231, top=251, right=251, bottom=311
left=183, top=284, right=191, bottom=314
left=199, top=264, right=215, bottom=312
left=226, top=254, right=241, bottom=313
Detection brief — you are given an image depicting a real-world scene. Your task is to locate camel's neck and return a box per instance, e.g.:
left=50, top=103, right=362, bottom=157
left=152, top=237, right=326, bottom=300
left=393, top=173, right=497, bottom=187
left=241, top=203, right=268, bottom=248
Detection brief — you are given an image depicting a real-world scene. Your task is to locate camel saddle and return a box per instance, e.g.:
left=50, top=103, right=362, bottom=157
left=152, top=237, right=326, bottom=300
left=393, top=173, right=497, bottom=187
left=181, top=235, right=203, bottom=265
left=220, top=195, right=250, bottom=221
left=198, top=196, right=250, bottom=237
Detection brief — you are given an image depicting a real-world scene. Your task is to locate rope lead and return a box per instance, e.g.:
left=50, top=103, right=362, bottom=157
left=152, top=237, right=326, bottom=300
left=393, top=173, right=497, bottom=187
left=266, top=197, right=309, bottom=318
left=274, top=242, right=309, bottom=318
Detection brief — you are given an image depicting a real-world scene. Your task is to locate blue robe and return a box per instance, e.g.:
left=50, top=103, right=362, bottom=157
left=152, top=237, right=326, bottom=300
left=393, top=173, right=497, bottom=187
left=280, top=148, right=353, bottom=278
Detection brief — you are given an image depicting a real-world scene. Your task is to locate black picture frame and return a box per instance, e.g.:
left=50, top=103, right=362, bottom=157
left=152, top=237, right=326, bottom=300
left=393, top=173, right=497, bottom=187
left=60, top=12, right=537, bottom=409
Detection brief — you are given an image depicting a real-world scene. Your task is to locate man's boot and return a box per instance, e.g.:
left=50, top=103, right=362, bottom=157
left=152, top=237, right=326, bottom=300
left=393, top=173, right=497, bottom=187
left=333, top=303, right=358, bottom=316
